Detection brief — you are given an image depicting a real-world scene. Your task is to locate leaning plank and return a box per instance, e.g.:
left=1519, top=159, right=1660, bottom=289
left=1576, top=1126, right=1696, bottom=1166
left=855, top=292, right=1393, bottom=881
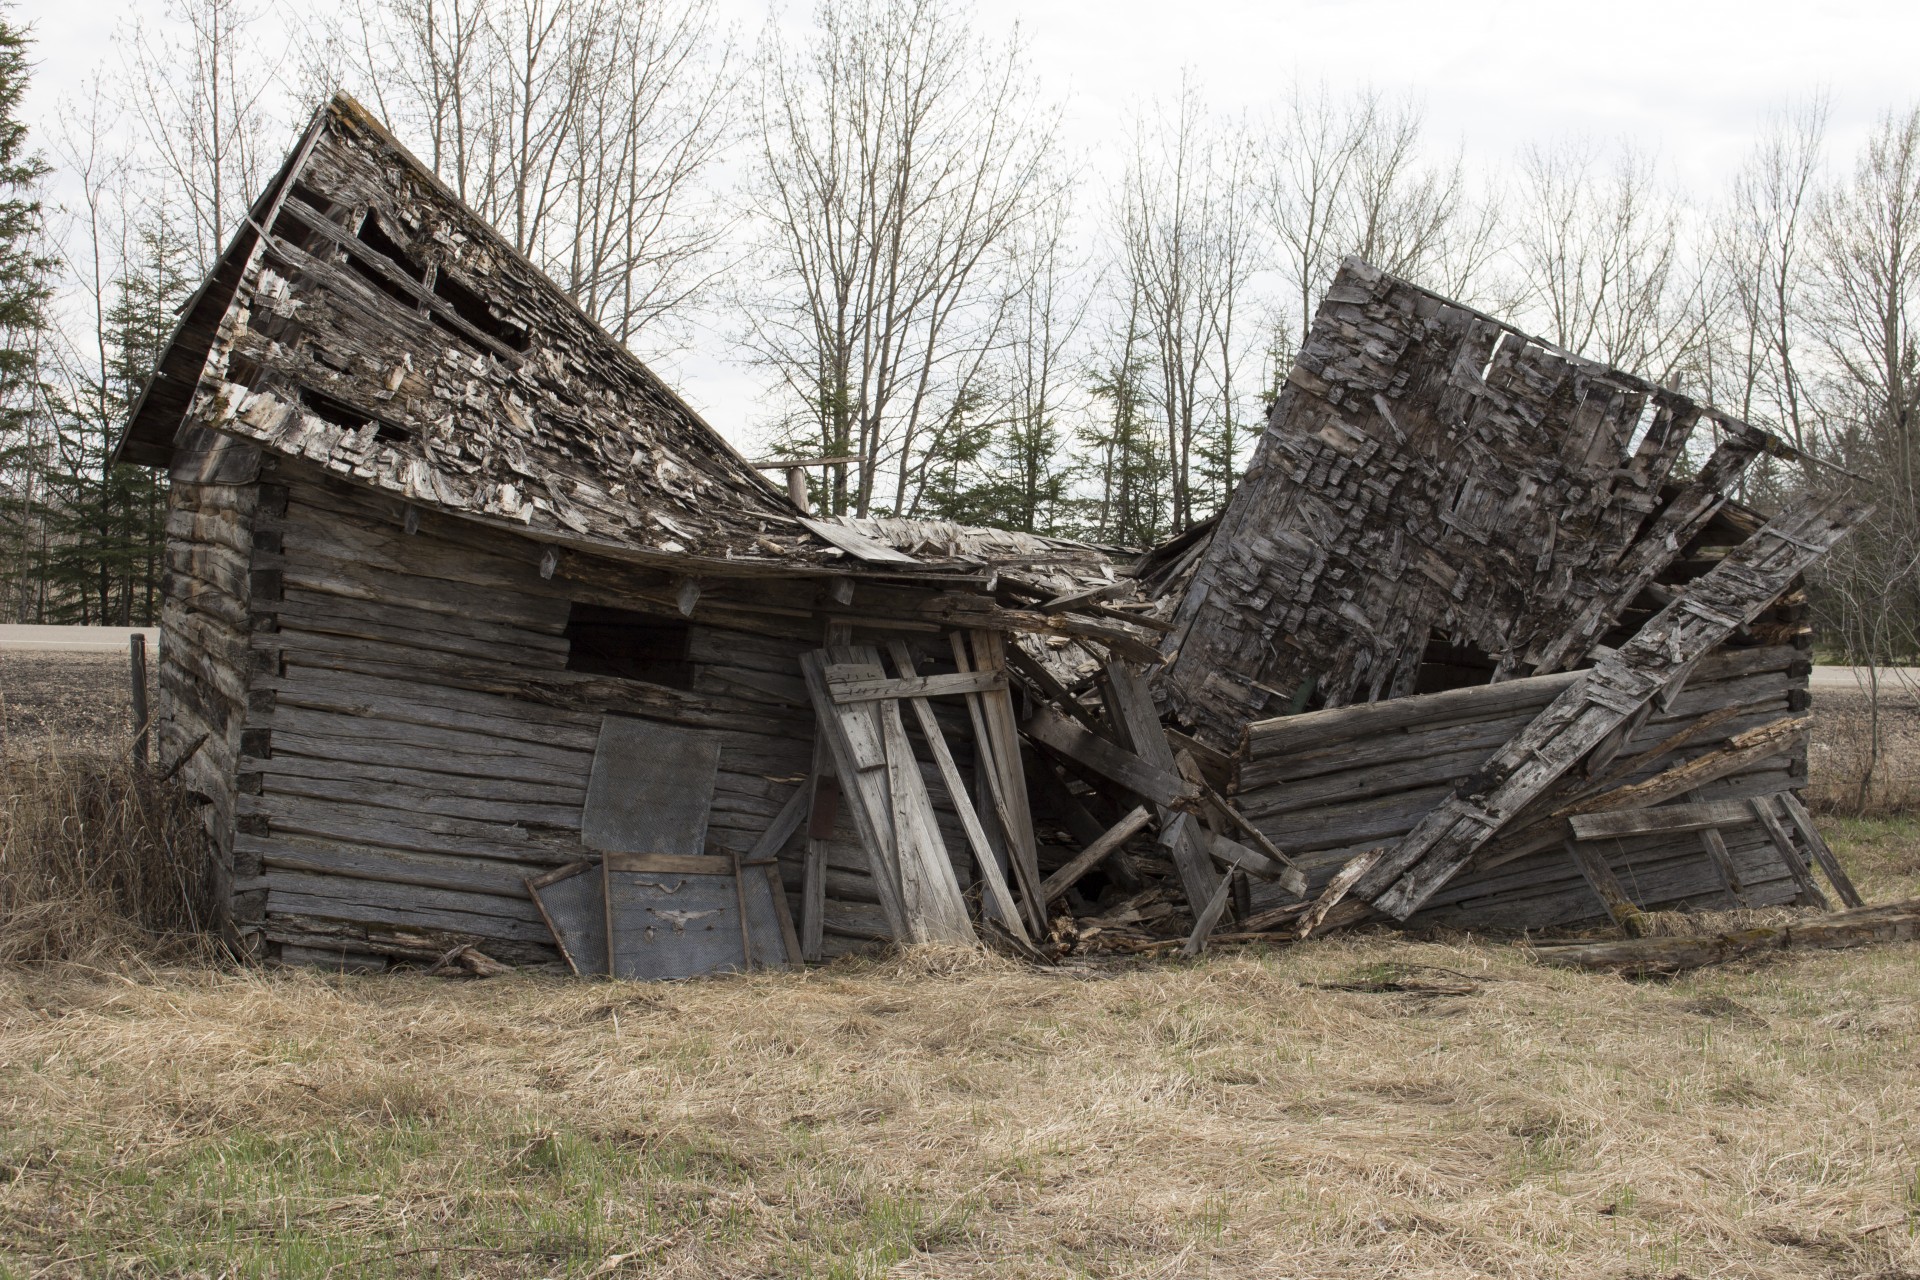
left=1775, top=791, right=1865, bottom=909
left=954, top=632, right=1045, bottom=935
left=527, top=860, right=607, bottom=977
left=1182, top=867, right=1240, bottom=957
left=1023, top=705, right=1200, bottom=811
left=885, top=641, right=1029, bottom=943
left=1562, top=836, right=1650, bottom=937
left=1107, top=662, right=1222, bottom=911
left=1040, top=806, right=1153, bottom=906
left=1530, top=900, right=1920, bottom=977
left=800, top=652, right=911, bottom=940
left=1748, top=795, right=1831, bottom=911
left=1295, top=847, right=1385, bottom=939
left=1556, top=715, right=1810, bottom=818
left=1362, top=492, right=1864, bottom=919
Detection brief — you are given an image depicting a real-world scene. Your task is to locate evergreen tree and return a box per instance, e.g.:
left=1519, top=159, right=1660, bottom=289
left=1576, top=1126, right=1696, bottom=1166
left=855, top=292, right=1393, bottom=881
left=0, top=8, right=53, bottom=620
left=40, top=216, right=185, bottom=624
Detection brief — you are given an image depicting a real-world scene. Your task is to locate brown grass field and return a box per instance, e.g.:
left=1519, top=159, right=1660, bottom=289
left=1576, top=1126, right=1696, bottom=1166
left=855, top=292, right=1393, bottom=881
left=2, top=652, right=1918, bottom=1278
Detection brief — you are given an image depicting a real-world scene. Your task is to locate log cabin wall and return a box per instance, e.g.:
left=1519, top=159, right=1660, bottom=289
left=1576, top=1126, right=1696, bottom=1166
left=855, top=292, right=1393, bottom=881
left=225, top=458, right=978, bottom=970
left=157, top=426, right=264, bottom=946
left=1232, top=601, right=1815, bottom=933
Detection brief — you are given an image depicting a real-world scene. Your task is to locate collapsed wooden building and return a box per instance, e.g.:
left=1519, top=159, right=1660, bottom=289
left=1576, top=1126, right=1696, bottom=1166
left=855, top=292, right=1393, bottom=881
left=115, top=94, right=1868, bottom=976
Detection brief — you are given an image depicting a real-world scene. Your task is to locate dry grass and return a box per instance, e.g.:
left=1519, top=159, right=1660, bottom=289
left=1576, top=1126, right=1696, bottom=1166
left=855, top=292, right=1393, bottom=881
left=0, top=651, right=136, bottom=756
left=1808, top=684, right=1920, bottom=817
left=0, top=830, right=1913, bottom=1279
left=0, top=749, right=216, bottom=968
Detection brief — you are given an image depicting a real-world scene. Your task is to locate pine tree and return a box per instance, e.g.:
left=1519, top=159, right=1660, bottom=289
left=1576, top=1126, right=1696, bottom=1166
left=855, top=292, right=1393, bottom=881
left=0, top=8, right=53, bottom=620
left=40, top=216, right=185, bottom=624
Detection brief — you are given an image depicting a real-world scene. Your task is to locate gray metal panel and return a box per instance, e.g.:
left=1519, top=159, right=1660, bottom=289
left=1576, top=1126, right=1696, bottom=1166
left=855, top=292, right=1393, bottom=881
left=605, top=866, right=748, bottom=980
left=582, top=716, right=720, bottom=855
left=528, top=863, right=608, bottom=977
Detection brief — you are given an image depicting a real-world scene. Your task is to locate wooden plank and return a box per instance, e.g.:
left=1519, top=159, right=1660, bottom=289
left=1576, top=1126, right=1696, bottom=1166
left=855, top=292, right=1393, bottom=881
left=1182, top=867, right=1240, bottom=957
left=876, top=675, right=976, bottom=945
left=1105, top=662, right=1224, bottom=911
left=1363, top=493, right=1864, bottom=919
left=527, top=860, right=607, bottom=976
left=1567, top=800, right=1757, bottom=840
left=1023, top=705, right=1199, bottom=810
left=1776, top=791, right=1865, bottom=908
left=828, top=670, right=1005, bottom=704
left=1530, top=900, right=1920, bottom=976
left=965, top=631, right=1046, bottom=935
left=604, top=851, right=734, bottom=875
left=1749, top=795, right=1831, bottom=910
left=1039, top=806, right=1153, bottom=906
left=1562, top=835, right=1651, bottom=936
left=799, top=651, right=912, bottom=942
left=1295, top=848, right=1385, bottom=938
left=582, top=716, right=720, bottom=856
left=1696, top=826, right=1750, bottom=908
left=799, top=516, right=921, bottom=563
left=886, top=641, right=1029, bottom=942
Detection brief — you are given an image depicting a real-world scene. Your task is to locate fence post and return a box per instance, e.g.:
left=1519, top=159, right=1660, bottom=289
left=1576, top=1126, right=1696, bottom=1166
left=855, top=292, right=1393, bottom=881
left=129, top=632, right=150, bottom=769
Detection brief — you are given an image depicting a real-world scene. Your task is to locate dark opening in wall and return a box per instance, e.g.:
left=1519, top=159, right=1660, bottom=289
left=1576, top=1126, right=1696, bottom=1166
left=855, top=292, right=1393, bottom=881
left=564, top=604, right=694, bottom=689
left=355, top=209, right=426, bottom=281
left=432, top=267, right=530, bottom=352
left=299, top=386, right=413, bottom=446
left=1412, top=634, right=1501, bottom=695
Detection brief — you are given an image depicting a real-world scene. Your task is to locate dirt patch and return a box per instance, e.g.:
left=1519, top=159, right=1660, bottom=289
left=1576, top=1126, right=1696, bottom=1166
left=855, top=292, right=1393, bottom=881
left=0, top=651, right=136, bottom=758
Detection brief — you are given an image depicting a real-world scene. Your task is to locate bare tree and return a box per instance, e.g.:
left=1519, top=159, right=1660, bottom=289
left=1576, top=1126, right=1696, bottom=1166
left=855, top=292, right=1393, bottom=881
left=319, top=0, right=734, bottom=346
left=742, top=0, right=1060, bottom=518
left=125, top=0, right=278, bottom=275
left=1507, top=139, right=1710, bottom=381
left=1714, top=97, right=1829, bottom=455
left=1262, top=84, right=1496, bottom=357
left=1113, top=79, right=1260, bottom=531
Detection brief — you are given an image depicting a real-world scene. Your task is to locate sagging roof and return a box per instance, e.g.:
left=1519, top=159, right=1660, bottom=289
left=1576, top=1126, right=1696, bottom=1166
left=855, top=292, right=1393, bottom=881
left=1157, top=258, right=1807, bottom=748
left=120, top=93, right=1115, bottom=587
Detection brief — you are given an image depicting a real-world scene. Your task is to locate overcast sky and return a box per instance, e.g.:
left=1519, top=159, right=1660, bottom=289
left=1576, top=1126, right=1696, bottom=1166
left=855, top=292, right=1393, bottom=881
left=19, top=0, right=1920, bottom=449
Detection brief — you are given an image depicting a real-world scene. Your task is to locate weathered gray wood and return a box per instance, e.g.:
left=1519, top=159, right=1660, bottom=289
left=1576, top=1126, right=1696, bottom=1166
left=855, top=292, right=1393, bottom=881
left=1295, top=848, right=1385, bottom=938
left=1530, top=900, right=1920, bottom=976
left=829, top=670, right=1005, bottom=704
left=1776, top=791, right=1865, bottom=908
left=603, top=860, right=755, bottom=980
left=1182, top=867, right=1239, bottom=957
left=875, top=669, right=975, bottom=944
left=527, top=861, right=607, bottom=976
left=885, top=641, right=1028, bottom=942
left=1748, top=795, right=1831, bottom=910
left=1696, top=826, right=1749, bottom=907
left=1364, top=493, right=1864, bottom=919
left=1023, top=705, right=1199, bottom=811
left=963, top=631, right=1045, bottom=934
left=1040, top=805, right=1153, bottom=905
left=582, top=716, right=720, bottom=857
left=1568, top=800, right=1757, bottom=840
left=1106, top=663, right=1223, bottom=911
left=1562, top=835, right=1651, bottom=936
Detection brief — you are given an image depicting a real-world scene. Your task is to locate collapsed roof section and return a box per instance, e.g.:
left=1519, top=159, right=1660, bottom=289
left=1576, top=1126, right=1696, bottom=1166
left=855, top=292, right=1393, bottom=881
left=118, top=94, right=1106, bottom=588
left=1158, top=259, right=1800, bottom=748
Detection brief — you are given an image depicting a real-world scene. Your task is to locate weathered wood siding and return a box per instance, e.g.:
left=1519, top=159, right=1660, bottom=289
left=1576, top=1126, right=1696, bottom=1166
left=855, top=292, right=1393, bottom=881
left=1233, top=634, right=1816, bottom=933
left=157, top=426, right=263, bottom=946
left=229, top=460, right=978, bottom=968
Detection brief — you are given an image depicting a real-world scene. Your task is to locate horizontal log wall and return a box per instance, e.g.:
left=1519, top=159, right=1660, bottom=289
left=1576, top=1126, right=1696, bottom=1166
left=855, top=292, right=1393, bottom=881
left=236, top=462, right=976, bottom=968
left=157, top=427, right=265, bottom=948
left=1234, top=638, right=1816, bottom=932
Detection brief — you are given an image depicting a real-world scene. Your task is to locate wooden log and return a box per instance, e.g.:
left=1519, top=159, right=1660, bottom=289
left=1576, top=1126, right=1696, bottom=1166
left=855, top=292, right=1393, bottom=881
left=1529, top=900, right=1920, bottom=976
left=1567, top=800, right=1756, bottom=840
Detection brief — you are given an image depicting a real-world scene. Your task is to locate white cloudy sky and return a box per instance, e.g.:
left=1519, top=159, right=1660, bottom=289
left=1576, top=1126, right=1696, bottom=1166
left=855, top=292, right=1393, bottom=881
left=18, top=0, right=1920, bottom=448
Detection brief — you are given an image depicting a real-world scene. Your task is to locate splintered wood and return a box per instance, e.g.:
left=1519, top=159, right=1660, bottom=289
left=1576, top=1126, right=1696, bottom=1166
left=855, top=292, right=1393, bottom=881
left=1160, top=258, right=1788, bottom=748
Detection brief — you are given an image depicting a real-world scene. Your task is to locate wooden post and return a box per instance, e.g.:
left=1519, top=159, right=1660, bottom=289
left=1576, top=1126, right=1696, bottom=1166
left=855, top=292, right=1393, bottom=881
left=787, top=466, right=809, bottom=513
left=128, top=632, right=150, bottom=769
left=1564, top=834, right=1651, bottom=936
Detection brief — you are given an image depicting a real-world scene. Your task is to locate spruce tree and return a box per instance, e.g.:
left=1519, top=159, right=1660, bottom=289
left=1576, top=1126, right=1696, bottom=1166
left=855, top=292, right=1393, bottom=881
left=0, top=7, right=53, bottom=620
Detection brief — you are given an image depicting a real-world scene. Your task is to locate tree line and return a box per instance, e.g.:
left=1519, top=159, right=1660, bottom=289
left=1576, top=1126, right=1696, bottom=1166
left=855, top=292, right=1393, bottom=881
left=0, top=0, right=1913, bottom=673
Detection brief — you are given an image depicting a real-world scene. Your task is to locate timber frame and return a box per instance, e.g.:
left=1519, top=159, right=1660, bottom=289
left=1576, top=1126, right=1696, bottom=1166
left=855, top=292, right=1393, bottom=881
left=121, top=96, right=1868, bottom=973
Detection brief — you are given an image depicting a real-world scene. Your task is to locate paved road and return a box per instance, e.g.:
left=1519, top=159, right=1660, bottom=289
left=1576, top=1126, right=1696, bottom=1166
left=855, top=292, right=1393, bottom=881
left=1808, top=664, right=1920, bottom=695
left=0, top=625, right=157, bottom=652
